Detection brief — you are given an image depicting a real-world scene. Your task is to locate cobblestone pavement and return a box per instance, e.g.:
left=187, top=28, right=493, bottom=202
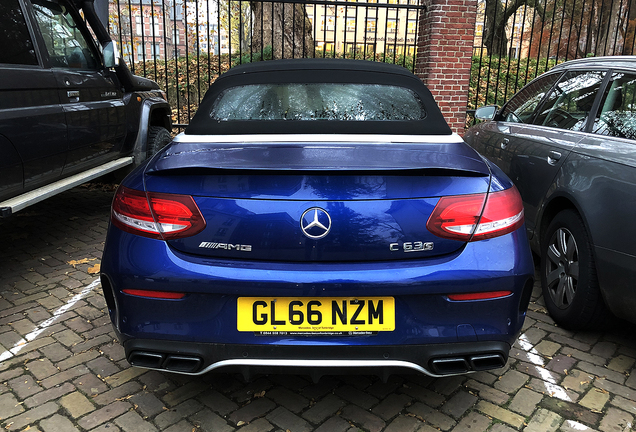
left=1, top=184, right=635, bottom=432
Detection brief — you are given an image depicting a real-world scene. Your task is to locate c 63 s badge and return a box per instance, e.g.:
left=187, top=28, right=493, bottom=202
left=199, top=242, right=252, bottom=252
left=390, top=241, right=434, bottom=252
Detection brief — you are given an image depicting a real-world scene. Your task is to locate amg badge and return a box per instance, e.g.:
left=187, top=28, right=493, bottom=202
left=199, top=242, right=252, bottom=252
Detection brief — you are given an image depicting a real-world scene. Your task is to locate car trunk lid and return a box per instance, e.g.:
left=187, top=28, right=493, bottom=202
left=142, top=139, right=492, bottom=262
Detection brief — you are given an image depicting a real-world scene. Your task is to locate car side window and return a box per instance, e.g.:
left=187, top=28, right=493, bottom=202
left=500, top=73, right=560, bottom=123
left=0, top=0, right=39, bottom=65
left=32, top=0, right=98, bottom=69
left=592, top=72, right=636, bottom=139
left=533, top=70, right=605, bottom=131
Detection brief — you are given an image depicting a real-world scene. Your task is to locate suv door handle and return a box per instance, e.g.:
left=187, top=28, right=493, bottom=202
left=67, top=90, right=80, bottom=103
left=500, top=138, right=509, bottom=149
left=548, top=151, right=561, bottom=165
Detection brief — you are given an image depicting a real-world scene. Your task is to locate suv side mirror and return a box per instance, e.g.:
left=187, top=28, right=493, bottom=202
left=102, top=41, right=120, bottom=68
left=475, top=105, right=499, bottom=121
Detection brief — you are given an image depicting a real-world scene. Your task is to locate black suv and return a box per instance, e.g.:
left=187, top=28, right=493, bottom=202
left=0, top=0, right=172, bottom=217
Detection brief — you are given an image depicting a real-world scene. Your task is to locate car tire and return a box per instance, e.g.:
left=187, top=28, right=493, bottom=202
left=146, top=126, right=172, bottom=158
left=540, top=210, right=611, bottom=330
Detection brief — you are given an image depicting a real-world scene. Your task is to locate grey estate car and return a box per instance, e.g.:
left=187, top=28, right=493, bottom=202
left=465, top=56, right=636, bottom=330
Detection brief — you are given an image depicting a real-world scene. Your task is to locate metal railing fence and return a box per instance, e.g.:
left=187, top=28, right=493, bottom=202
left=469, top=0, right=636, bottom=123
left=108, top=0, right=424, bottom=129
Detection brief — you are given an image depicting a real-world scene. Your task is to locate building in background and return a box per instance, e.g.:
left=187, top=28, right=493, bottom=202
left=185, top=0, right=230, bottom=55
left=307, top=0, right=419, bottom=58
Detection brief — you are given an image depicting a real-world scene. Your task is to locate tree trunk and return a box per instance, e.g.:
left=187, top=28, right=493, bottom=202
left=249, top=2, right=314, bottom=59
left=596, top=0, right=623, bottom=55
left=623, top=0, right=636, bottom=54
left=483, top=0, right=510, bottom=56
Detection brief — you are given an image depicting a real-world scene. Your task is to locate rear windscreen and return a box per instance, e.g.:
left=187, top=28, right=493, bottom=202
left=210, top=83, right=427, bottom=121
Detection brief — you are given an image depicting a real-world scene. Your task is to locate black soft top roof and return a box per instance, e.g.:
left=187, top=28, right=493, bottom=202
left=185, top=59, right=452, bottom=136
left=220, top=58, right=420, bottom=77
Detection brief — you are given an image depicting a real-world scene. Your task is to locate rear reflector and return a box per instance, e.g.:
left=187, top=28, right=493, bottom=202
left=123, top=289, right=186, bottom=299
left=111, top=186, right=206, bottom=240
left=448, top=291, right=512, bottom=301
left=426, top=186, right=524, bottom=241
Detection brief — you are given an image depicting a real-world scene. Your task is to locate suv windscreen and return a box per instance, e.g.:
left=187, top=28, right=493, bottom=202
left=32, top=0, right=99, bottom=69
left=209, top=83, right=427, bottom=121
left=501, top=73, right=561, bottom=123
left=534, top=70, right=606, bottom=131
left=592, top=72, right=636, bottom=139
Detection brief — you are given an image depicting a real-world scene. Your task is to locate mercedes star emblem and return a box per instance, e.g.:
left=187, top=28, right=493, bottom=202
left=300, top=207, right=332, bottom=239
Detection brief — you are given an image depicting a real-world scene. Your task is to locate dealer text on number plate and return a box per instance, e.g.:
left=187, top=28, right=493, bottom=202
left=237, top=297, right=395, bottom=334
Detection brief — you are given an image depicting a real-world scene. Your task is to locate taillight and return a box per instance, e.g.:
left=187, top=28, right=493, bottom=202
left=111, top=186, right=206, bottom=240
left=427, top=186, right=524, bottom=241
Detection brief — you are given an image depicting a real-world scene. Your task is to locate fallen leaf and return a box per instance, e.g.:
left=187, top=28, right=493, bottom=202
left=67, top=258, right=96, bottom=267
left=88, top=264, right=101, bottom=274
left=236, top=421, right=246, bottom=426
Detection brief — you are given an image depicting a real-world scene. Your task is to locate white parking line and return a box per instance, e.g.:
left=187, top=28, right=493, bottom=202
left=0, top=277, right=101, bottom=363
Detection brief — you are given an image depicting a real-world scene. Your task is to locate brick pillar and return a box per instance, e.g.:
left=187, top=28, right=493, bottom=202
left=415, top=0, right=477, bottom=135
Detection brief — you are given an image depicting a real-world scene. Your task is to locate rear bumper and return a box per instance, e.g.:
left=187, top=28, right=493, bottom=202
left=121, top=336, right=510, bottom=377
left=101, top=225, right=534, bottom=376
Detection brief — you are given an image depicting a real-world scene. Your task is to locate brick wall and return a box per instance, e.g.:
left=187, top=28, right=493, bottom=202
left=415, top=0, right=477, bottom=135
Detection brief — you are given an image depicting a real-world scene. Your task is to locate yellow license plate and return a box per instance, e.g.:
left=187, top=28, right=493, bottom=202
left=237, top=297, right=395, bottom=334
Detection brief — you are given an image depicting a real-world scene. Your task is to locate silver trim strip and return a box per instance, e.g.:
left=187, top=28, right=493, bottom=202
left=0, top=157, right=133, bottom=216
left=135, top=358, right=470, bottom=378
left=173, top=133, right=464, bottom=144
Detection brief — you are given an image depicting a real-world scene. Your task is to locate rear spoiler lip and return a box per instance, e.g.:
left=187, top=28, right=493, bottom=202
left=147, top=134, right=491, bottom=176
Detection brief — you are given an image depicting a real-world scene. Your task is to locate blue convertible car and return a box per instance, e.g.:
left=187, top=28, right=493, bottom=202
left=100, top=59, right=534, bottom=378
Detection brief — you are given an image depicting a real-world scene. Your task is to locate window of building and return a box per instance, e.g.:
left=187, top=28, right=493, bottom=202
left=135, top=15, right=142, bottom=35
left=346, top=17, right=356, bottom=31
left=407, top=19, right=417, bottom=34
left=321, top=16, right=335, bottom=31
left=151, top=15, right=160, bottom=36
left=322, top=42, right=335, bottom=53
left=387, top=18, right=397, bottom=33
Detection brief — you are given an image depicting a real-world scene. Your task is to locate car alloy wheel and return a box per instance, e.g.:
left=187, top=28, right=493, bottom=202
left=544, top=226, right=579, bottom=309
left=540, top=210, right=610, bottom=329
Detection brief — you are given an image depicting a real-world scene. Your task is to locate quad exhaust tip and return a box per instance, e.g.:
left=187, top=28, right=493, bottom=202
left=129, top=351, right=202, bottom=373
left=430, top=353, right=505, bottom=375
